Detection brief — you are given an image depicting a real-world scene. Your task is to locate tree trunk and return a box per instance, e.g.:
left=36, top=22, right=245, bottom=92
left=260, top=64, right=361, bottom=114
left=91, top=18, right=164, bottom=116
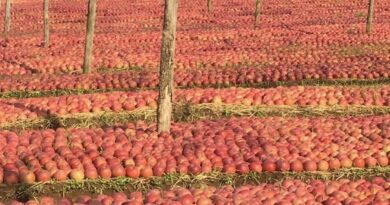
left=207, top=0, right=211, bottom=13
left=157, top=0, right=178, bottom=133
left=43, top=0, right=49, bottom=47
left=366, top=0, right=374, bottom=34
left=255, top=0, right=261, bottom=25
left=83, top=0, right=97, bottom=74
left=4, top=0, right=11, bottom=37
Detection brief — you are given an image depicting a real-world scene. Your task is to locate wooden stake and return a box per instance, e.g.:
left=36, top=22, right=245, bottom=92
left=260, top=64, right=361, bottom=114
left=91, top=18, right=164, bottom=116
left=83, top=0, right=97, bottom=74
left=4, top=0, right=11, bottom=37
left=157, top=0, right=178, bottom=133
left=255, top=0, right=261, bottom=26
left=43, top=0, right=49, bottom=47
left=366, top=0, right=374, bottom=34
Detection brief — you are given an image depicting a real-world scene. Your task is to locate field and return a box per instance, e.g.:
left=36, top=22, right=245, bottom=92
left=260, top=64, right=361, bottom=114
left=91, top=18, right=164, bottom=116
left=0, top=0, right=389, bottom=204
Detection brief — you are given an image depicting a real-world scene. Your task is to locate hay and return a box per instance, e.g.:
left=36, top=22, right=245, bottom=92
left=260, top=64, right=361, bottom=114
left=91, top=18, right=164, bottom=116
left=1, top=104, right=390, bottom=131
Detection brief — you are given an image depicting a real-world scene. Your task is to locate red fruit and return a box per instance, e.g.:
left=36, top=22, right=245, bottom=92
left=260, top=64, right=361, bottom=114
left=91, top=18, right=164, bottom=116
left=290, top=160, right=303, bottom=172
left=111, top=165, right=126, bottom=177
left=36, top=170, right=51, bottom=182
left=376, top=156, right=388, bottom=166
left=20, top=171, right=36, bottom=184
left=54, top=170, right=68, bottom=181
left=196, top=197, right=212, bottom=205
left=146, top=190, right=161, bottom=203
left=223, top=164, right=236, bottom=174
left=276, top=160, right=290, bottom=171
left=40, top=197, right=56, bottom=205
left=236, top=163, right=250, bottom=174
left=180, top=194, right=195, bottom=205
left=85, top=168, right=98, bottom=180
left=353, top=158, right=365, bottom=168
left=189, top=164, right=202, bottom=175
left=58, top=198, right=73, bottom=205
left=4, top=170, right=19, bottom=184
left=365, top=157, right=377, bottom=168
left=329, top=159, right=341, bottom=170
left=125, top=166, right=140, bottom=179
left=98, top=167, right=112, bottom=179
left=141, top=166, right=153, bottom=178
left=153, top=165, right=165, bottom=177
left=303, top=161, right=317, bottom=171
left=339, top=158, right=353, bottom=168
left=70, top=169, right=85, bottom=181
left=249, top=162, right=262, bottom=173
left=317, top=160, right=329, bottom=171
left=262, top=160, right=276, bottom=172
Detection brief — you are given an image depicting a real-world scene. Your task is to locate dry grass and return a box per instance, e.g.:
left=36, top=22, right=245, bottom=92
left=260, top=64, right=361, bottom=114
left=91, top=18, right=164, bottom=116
left=1, top=104, right=390, bottom=131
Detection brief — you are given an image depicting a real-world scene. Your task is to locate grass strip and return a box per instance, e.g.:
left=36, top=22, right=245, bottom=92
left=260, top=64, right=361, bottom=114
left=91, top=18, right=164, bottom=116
left=1, top=104, right=390, bottom=131
left=0, top=78, right=389, bottom=99
left=0, top=166, right=388, bottom=202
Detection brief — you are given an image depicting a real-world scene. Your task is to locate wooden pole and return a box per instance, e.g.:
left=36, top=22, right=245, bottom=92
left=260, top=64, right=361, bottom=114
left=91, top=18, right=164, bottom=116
left=83, top=0, right=97, bottom=74
left=4, top=0, right=11, bottom=37
left=157, top=0, right=178, bottom=133
left=207, top=0, right=211, bottom=13
left=255, top=0, right=261, bottom=25
left=43, top=0, right=49, bottom=47
left=366, top=0, right=374, bottom=34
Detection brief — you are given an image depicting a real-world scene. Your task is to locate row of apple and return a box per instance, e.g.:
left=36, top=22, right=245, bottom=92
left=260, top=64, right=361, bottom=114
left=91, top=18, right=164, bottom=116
left=0, top=115, right=389, bottom=184
left=0, top=64, right=389, bottom=93
left=0, top=85, right=389, bottom=125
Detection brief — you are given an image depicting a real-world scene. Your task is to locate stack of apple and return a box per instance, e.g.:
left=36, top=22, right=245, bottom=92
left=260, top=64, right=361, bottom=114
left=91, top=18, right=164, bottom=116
left=0, top=102, right=38, bottom=124
left=2, top=0, right=389, bottom=75
left=0, top=63, right=389, bottom=93
left=0, top=116, right=388, bottom=184
left=3, top=86, right=389, bottom=119
left=7, top=177, right=390, bottom=205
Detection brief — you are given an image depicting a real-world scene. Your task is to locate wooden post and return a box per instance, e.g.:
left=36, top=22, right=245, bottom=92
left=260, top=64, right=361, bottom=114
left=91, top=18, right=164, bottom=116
left=255, top=0, right=261, bottom=25
left=157, top=0, right=178, bottom=133
left=4, top=0, right=11, bottom=37
left=366, top=0, right=374, bottom=34
left=43, top=0, right=49, bottom=47
left=207, top=0, right=211, bottom=13
left=83, top=0, right=97, bottom=74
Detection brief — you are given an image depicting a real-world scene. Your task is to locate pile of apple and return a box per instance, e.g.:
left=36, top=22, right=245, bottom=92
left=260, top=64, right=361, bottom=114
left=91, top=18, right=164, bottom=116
left=0, top=116, right=388, bottom=184
left=0, top=102, right=38, bottom=124
left=7, top=177, right=390, bottom=205
left=0, top=85, right=388, bottom=126
left=1, top=64, right=389, bottom=94
left=3, top=86, right=389, bottom=118
left=1, top=0, right=389, bottom=75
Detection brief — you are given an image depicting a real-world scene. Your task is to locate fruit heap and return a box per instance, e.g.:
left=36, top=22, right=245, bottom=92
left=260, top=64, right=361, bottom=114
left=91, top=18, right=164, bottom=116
left=0, top=102, right=38, bottom=124
left=0, top=0, right=389, bottom=78
left=0, top=67, right=389, bottom=94
left=0, top=85, right=388, bottom=126
left=0, top=86, right=387, bottom=126
left=0, top=116, right=388, bottom=184
left=8, top=178, right=390, bottom=205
